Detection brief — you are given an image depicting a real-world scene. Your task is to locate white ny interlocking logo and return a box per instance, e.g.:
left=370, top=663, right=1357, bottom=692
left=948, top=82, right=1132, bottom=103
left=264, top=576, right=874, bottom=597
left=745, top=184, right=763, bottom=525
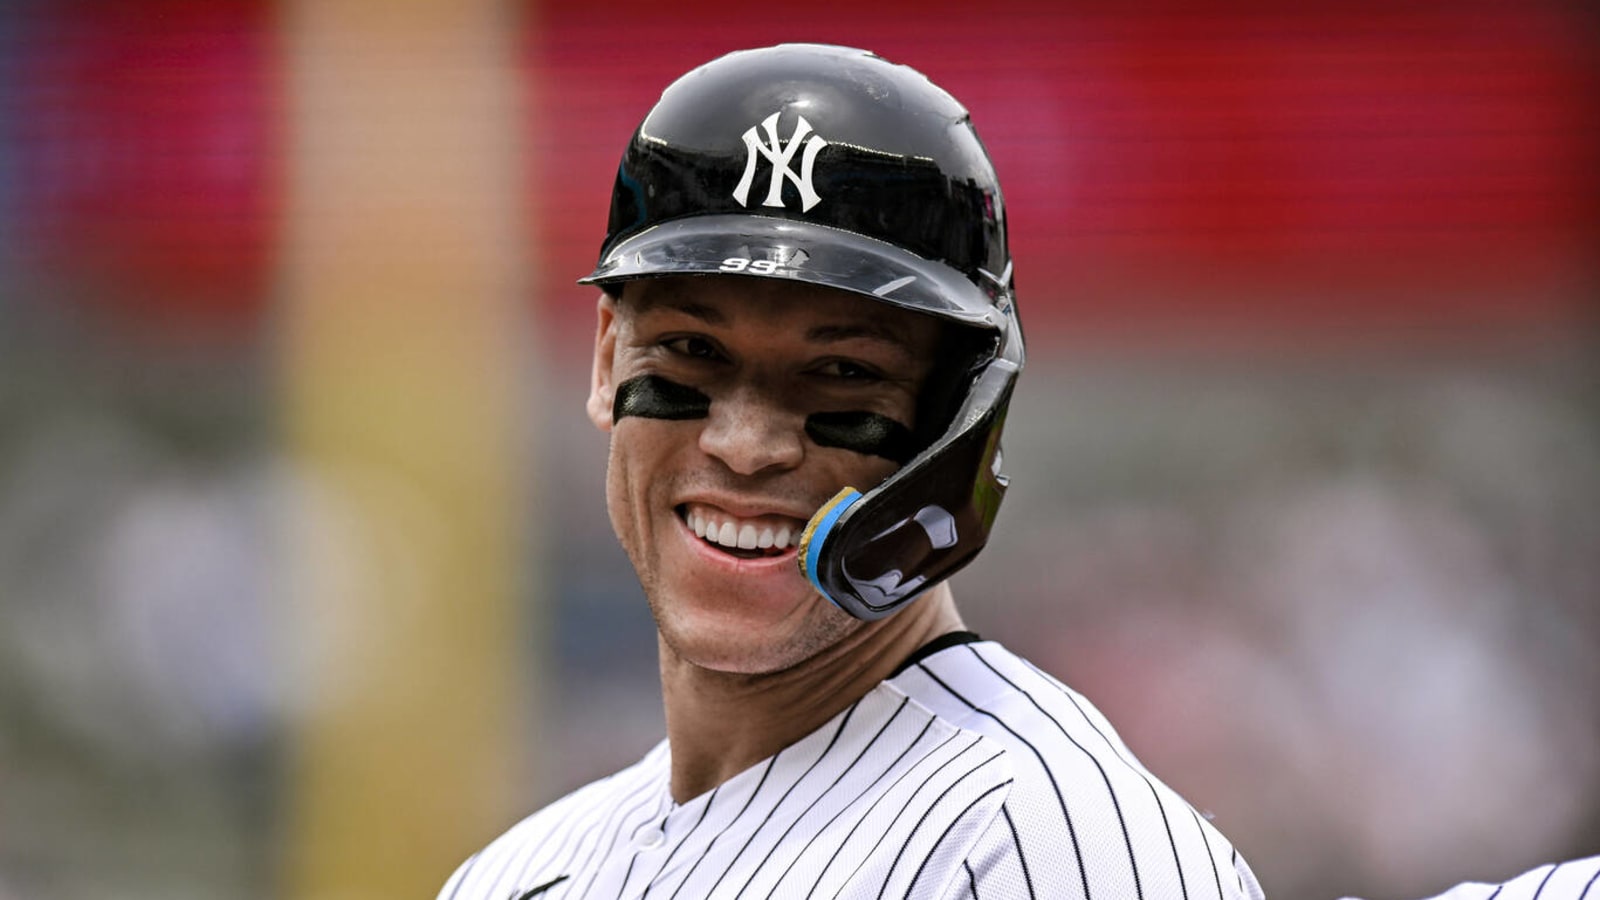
left=732, top=111, right=829, bottom=212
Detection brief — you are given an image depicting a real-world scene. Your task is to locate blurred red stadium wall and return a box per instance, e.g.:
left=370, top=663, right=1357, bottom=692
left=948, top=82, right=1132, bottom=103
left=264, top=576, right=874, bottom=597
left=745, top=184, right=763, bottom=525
left=5, top=0, right=1596, bottom=338
left=523, top=0, right=1600, bottom=343
left=3, top=0, right=279, bottom=324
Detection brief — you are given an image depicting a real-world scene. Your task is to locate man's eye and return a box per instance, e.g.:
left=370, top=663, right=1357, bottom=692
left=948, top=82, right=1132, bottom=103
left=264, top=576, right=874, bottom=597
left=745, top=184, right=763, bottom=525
left=664, top=336, right=722, bottom=361
left=816, top=359, right=882, bottom=381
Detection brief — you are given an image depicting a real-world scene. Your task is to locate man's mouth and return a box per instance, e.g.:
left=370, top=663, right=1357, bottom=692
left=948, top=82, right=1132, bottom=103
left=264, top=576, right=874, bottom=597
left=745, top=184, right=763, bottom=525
left=679, top=503, right=807, bottom=560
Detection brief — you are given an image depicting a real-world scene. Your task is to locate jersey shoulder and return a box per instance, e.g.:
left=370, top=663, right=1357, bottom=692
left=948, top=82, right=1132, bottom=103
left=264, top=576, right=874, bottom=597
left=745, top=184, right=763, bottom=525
left=891, top=640, right=1266, bottom=900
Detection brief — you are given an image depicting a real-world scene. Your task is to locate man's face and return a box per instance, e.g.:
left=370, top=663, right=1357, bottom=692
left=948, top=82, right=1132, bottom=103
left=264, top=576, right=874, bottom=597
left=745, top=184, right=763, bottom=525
left=588, top=275, right=943, bottom=675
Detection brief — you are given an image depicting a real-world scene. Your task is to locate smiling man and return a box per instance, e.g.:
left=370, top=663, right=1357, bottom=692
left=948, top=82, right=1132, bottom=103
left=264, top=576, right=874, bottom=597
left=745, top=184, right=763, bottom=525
left=439, top=44, right=1264, bottom=899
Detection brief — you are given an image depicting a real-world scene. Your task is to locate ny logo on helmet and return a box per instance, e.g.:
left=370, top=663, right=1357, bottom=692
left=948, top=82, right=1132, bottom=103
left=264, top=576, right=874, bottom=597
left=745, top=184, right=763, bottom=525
left=733, top=111, right=829, bottom=212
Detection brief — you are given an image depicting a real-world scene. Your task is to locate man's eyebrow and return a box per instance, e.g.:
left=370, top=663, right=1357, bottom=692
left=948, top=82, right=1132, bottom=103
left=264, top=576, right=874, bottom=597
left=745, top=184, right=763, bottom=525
left=631, top=295, right=727, bottom=325
left=805, top=322, right=916, bottom=352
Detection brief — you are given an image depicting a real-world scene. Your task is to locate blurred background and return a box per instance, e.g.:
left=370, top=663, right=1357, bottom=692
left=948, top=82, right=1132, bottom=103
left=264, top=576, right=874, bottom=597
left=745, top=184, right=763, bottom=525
left=1, top=0, right=1596, bottom=898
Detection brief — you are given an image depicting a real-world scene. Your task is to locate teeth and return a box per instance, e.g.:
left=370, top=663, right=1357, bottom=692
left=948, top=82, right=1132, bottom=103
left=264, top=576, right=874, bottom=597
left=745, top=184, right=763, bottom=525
left=686, top=507, right=803, bottom=551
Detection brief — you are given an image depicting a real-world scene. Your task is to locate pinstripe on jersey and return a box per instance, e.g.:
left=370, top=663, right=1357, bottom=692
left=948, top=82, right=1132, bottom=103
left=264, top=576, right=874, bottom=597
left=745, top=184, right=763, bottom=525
left=438, top=641, right=1265, bottom=900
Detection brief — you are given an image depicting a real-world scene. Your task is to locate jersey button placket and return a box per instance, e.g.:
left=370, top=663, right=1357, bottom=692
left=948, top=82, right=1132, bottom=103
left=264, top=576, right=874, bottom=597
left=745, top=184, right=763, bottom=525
left=632, top=825, right=667, bottom=850
left=632, top=793, right=672, bottom=851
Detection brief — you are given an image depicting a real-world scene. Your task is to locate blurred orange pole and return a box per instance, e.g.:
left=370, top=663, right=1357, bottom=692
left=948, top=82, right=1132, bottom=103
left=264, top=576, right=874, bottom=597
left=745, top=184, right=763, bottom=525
left=277, top=1, right=533, bottom=897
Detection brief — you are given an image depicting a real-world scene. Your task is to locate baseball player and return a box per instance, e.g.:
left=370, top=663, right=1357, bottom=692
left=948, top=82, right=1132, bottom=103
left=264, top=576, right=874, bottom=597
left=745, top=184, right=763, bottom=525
left=438, top=43, right=1264, bottom=899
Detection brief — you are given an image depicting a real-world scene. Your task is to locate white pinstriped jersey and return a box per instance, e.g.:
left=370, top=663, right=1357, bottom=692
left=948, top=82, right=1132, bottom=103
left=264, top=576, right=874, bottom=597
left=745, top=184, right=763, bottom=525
left=438, top=639, right=1264, bottom=899
left=1340, top=856, right=1600, bottom=900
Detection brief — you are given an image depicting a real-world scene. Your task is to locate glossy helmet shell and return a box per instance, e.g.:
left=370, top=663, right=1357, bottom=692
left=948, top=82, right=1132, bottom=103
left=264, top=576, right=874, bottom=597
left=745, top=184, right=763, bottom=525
left=581, top=43, right=1025, bottom=620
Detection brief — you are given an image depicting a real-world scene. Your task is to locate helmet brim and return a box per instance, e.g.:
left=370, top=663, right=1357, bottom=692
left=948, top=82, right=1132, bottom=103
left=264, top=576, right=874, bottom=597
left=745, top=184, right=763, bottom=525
left=578, top=214, right=1007, bottom=331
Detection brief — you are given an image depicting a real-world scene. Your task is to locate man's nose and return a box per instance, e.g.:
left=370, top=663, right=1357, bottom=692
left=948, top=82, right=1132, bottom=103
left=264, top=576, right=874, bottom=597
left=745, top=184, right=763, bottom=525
left=696, top=385, right=806, bottom=476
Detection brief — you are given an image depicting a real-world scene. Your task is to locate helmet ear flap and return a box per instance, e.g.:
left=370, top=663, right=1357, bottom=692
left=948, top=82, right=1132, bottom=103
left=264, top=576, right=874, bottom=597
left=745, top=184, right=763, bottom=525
left=802, top=327, right=1022, bottom=620
left=912, top=321, right=1000, bottom=454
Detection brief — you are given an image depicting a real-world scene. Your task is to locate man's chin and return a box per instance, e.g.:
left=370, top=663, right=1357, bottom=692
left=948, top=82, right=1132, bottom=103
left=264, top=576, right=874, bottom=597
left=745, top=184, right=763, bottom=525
left=653, top=598, right=860, bottom=676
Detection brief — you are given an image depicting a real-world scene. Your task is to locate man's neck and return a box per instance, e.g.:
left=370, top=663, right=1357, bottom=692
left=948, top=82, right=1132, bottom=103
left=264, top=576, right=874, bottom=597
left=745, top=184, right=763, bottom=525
left=658, top=586, right=965, bottom=804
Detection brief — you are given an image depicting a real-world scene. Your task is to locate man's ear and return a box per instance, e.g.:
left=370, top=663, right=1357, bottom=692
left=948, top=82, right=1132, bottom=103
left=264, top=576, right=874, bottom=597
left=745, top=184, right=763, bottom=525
left=587, top=292, right=619, bottom=432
